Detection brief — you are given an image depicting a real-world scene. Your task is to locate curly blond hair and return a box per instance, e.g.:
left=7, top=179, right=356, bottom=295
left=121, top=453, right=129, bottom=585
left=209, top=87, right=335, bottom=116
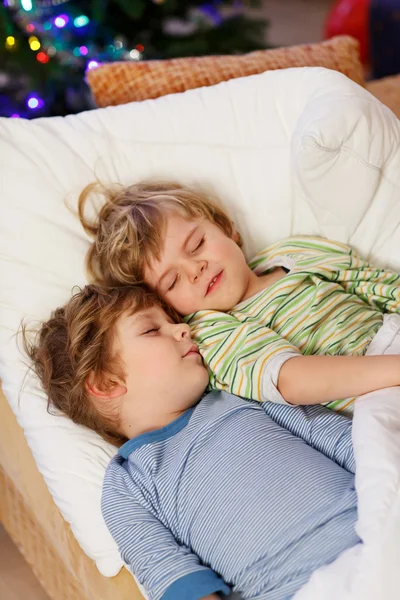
left=78, top=180, right=239, bottom=287
left=21, top=284, right=175, bottom=446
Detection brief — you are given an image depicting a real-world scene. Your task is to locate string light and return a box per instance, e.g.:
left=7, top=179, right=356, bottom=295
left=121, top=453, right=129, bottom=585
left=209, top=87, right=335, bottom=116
left=21, top=0, right=33, bottom=11
left=87, top=60, right=99, bottom=70
left=37, top=51, right=49, bottom=63
left=29, top=36, right=41, bottom=51
left=54, top=14, right=68, bottom=28
left=3, top=0, right=153, bottom=117
left=129, top=49, right=140, bottom=60
left=74, top=15, right=89, bottom=28
left=26, top=95, right=44, bottom=110
left=73, top=46, right=89, bottom=58
left=5, top=36, right=16, bottom=49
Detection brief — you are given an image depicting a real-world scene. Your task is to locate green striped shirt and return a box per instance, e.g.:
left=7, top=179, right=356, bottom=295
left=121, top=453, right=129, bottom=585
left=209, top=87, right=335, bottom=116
left=187, top=236, right=400, bottom=415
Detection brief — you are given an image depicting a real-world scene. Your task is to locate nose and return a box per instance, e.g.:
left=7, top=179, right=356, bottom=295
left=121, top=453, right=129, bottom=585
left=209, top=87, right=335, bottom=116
left=186, top=260, right=207, bottom=284
left=171, top=322, right=191, bottom=342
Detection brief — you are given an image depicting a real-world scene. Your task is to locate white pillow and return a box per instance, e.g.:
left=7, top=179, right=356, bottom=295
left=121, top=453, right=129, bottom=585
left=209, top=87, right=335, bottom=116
left=0, top=67, right=399, bottom=577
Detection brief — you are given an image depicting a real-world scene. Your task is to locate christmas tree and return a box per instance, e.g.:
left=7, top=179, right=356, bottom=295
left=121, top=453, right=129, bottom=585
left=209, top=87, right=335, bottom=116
left=1, top=1, right=268, bottom=118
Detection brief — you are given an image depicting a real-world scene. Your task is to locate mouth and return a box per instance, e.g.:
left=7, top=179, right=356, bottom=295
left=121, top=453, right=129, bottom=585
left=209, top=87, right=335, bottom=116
left=184, top=344, right=200, bottom=358
left=206, top=270, right=223, bottom=296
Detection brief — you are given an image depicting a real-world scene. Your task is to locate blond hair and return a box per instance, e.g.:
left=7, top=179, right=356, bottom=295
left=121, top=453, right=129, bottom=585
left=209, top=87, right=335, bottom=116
left=21, top=285, right=175, bottom=446
left=78, top=180, right=239, bottom=287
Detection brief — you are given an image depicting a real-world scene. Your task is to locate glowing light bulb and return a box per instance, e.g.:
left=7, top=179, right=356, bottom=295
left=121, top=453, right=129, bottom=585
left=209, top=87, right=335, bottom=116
left=6, top=36, right=16, bottom=48
left=21, top=0, right=33, bottom=11
left=87, top=60, right=99, bottom=70
left=74, top=15, right=89, bottom=28
left=29, top=36, right=41, bottom=51
left=37, top=52, right=49, bottom=63
left=54, top=15, right=68, bottom=28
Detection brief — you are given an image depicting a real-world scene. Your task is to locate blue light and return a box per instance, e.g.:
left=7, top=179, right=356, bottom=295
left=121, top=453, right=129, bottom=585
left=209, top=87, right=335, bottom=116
left=26, top=95, right=44, bottom=110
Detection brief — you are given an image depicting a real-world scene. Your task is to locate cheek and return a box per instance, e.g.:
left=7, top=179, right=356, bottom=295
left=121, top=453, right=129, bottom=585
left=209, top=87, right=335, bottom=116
left=140, top=341, right=179, bottom=374
left=208, top=236, right=240, bottom=261
left=165, top=288, right=197, bottom=316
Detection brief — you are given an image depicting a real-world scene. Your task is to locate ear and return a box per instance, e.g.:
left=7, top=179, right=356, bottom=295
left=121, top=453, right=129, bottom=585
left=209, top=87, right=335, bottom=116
left=86, top=371, right=127, bottom=400
left=232, top=229, right=241, bottom=245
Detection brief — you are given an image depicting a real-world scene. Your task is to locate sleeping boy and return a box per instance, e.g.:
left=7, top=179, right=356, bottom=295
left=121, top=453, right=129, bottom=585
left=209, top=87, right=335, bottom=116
left=24, top=284, right=360, bottom=600
left=79, top=180, right=400, bottom=416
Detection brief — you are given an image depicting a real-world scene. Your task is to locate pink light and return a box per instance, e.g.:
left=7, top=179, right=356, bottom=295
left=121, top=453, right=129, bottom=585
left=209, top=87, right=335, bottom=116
left=54, top=15, right=68, bottom=28
left=79, top=46, right=88, bottom=56
left=11, top=114, right=20, bottom=118
left=87, top=60, right=99, bottom=70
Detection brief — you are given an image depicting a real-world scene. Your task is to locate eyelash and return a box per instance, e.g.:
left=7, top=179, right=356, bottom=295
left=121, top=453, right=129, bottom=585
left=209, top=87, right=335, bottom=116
left=168, top=277, right=178, bottom=292
left=167, top=237, right=205, bottom=292
left=191, top=237, right=205, bottom=254
left=143, top=327, right=159, bottom=335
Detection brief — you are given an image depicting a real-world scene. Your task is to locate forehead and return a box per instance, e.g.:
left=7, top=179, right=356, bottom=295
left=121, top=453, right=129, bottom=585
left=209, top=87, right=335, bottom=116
left=121, top=303, right=167, bottom=325
left=163, top=213, right=200, bottom=241
left=145, top=214, right=203, bottom=275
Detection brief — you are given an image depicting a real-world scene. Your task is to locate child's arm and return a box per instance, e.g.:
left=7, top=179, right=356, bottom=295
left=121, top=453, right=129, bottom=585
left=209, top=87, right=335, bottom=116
left=102, top=467, right=230, bottom=600
left=189, top=312, right=400, bottom=407
left=262, top=402, right=355, bottom=473
left=277, top=354, right=400, bottom=406
left=252, top=235, right=400, bottom=314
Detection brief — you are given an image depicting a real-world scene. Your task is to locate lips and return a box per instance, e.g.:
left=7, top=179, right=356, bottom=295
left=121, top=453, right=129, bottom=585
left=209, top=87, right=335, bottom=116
left=184, top=344, right=200, bottom=358
left=206, top=271, right=223, bottom=296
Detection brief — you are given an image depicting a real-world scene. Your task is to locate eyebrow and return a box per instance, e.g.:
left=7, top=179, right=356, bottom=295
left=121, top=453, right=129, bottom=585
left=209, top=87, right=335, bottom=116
left=157, top=224, right=199, bottom=289
left=134, top=313, right=150, bottom=321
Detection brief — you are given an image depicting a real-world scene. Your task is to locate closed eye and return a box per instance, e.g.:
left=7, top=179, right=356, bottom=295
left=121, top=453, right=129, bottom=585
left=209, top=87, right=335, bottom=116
left=167, top=274, right=179, bottom=292
left=191, top=237, right=205, bottom=254
left=143, top=327, right=159, bottom=335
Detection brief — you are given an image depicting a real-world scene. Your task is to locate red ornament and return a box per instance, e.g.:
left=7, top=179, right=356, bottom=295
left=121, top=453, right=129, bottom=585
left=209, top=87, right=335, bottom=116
left=324, top=0, right=370, bottom=65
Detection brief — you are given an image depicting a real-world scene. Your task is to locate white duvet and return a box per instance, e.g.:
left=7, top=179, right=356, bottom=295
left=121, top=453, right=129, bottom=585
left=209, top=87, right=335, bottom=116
left=296, top=366, right=400, bottom=599
left=0, top=66, right=399, bottom=598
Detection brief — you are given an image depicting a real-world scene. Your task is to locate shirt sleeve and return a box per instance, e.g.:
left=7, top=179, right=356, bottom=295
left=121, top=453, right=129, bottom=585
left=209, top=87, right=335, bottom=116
left=187, top=310, right=300, bottom=403
left=261, top=402, right=355, bottom=474
left=333, top=253, right=400, bottom=315
left=271, top=236, right=400, bottom=315
left=102, top=462, right=230, bottom=600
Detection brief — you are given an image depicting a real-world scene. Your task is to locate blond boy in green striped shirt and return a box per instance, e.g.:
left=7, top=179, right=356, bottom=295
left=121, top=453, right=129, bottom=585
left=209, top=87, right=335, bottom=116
left=81, top=181, right=400, bottom=415
left=186, top=235, right=400, bottom=415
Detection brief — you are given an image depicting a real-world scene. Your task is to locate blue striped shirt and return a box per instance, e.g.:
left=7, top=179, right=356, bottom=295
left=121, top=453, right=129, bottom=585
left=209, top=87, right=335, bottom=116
left=102, top=392, right=360, bottom=600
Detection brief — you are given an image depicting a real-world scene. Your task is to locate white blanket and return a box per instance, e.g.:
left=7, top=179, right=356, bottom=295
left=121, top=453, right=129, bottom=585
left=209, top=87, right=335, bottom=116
left=294, top=315, right=400, bottom=600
